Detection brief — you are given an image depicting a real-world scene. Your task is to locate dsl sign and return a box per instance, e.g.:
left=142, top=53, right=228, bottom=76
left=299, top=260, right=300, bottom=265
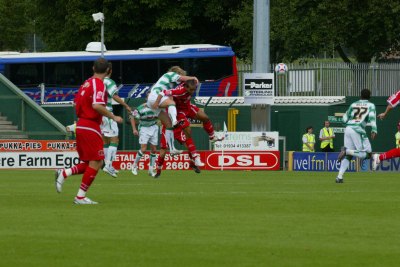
left=205, top=151, right=280, bottom=170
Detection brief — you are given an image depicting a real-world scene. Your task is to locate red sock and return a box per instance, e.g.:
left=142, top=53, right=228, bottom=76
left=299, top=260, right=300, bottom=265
left=185, top=137, right=197, bottom=157
left=72, top=162, right=88, bottom=175
left=380, top=148, right=400, bottom=160
left=79, top=166, right=98, bottom=193
left=156, top=155, right=165, bottom=168
left=203, top=120, right=214, bottom=138
left=62, top=162, right=88, bottom=178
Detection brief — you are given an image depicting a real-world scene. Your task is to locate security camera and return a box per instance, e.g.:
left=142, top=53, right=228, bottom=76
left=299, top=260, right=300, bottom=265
left=92, top=12, right=104, bottom=22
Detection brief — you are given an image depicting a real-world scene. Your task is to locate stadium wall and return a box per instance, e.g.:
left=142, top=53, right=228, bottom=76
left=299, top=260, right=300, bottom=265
left=2, top=92, right=396, bottom=154
left=0, top=74, right=67, bottom=139
left=270, top=97, right=394, bottom=153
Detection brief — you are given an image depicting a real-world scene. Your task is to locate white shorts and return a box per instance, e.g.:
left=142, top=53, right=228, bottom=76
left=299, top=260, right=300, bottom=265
left=101, top=116, right=119, bottom=137
left=344, top=126, right=371, bottom=153
left=147, top=91, right=170, bottom=116
left=139, top=124, right=159, bottom=145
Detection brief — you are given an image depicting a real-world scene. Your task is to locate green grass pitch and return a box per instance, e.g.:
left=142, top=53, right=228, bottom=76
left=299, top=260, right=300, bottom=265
left=0, top=169, right=399, bottom=267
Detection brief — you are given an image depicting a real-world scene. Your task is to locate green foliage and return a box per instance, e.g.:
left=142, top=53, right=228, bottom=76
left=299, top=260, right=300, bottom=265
left=0, top=0, right=35, bottom=50
left=6, top=0, right=400, bottom=63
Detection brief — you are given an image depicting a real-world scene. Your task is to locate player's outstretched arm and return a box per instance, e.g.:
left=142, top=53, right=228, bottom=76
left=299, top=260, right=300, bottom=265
left=377, top=105, right=393, bottom=120
left=113, top=95, right=132, bottom=113
left=179, top=75, right=199, bottom=85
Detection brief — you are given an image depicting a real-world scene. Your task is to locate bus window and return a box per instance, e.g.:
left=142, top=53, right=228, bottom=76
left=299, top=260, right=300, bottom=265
left=45, top=62, right=82, bottom=86
left=83, top=61, right=94, bottom=82
left=83, top=60, right=122, bottom=84
left=6, top=63, right=43, bottom=87
left=188, top=57, right=233, bottom=81
left=121, top=59, right=158, bottom=84
left=159, top=58, right=185, bottom=74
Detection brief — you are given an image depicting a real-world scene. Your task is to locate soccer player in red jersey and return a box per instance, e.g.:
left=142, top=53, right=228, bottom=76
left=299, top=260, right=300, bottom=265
left=55, top=58, right=123, bottom=204
left=372, top=89, right=400, bottom=170
left=154, top=79, right=223, bottom=177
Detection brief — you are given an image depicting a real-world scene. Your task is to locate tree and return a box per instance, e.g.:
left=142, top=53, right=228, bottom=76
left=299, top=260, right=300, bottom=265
left=34, top=0, right=244, bottom=51
left=0, top=0, right=35, bottom=51
left=230, top=0, right=400, bottom=63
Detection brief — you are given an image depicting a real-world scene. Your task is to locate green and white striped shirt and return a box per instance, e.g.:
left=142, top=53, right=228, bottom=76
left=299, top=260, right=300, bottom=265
left=151, top=72, right=181, bottom=94
left=132, top=103, right=158, bottom=129
left=342, top=99, right=377, bottom=136
left=104, top=77, right=118, bottom=112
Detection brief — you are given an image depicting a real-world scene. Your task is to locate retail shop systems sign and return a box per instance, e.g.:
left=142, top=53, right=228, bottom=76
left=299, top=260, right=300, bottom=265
left=243, top=73, right=274, bottom=104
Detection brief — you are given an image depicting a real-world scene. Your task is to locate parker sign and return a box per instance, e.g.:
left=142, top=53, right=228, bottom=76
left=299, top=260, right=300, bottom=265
left=243, top=73, right=274, bottom=104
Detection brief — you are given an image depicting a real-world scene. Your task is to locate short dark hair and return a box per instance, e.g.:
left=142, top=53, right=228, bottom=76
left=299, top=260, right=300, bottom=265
left=306, top=126, right=313, bottom=133
left=360, top=88, right=371, bottom=100
left=93, top=58, right=109, bottom=74
left=184, top=79, right=197, bottom=88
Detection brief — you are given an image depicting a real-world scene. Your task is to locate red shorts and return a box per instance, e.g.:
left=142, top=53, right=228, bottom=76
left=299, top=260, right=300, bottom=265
left=159, top=104, right=199, bottom=149
left=176, top=104, right=200, bottom=129
left=76, top=120, right=105, bottom=161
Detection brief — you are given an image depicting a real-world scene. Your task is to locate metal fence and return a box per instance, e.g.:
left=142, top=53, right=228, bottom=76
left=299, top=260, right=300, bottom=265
left=237, top=62, right=400, bottom=97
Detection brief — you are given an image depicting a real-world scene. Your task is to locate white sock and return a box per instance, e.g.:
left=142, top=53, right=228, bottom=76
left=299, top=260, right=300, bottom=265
left=338, top=158, right=350, bottom=178
left=107, top=145, right=118, bottom=166
left=65, top=168, right=73, bottom=177
left=166, top=129, right=176, bottom=150
left=104, top=147, right=109, bottom=161
left=134, top=151, right=143, bottom=167
left=346, top=149, right=366, bottom=159
left=77, top=189, right=86, bottom=198
left=168, top=105, right=177, bottom=124
left=149, top=153, right=156, bottom=169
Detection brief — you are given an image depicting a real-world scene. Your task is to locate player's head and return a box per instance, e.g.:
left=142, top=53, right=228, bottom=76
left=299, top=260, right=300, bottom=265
left=184, top=79, right=197, bottom=95
left=397, top=121, right=400, bottom=129
left=360, top=88, right=371, bottom=100
left=324, top=121, right=330, bottom=127
left=93, top=58, right=109, bottom=74
left=306, top=126, right=313, bottom=133
left=169, top=66, right=187, bottom=76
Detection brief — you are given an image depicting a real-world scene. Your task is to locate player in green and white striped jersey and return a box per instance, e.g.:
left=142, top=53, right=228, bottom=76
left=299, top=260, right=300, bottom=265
left=336, top=88, right=377, bottom=183
left=101, top=63, right=132, bottom=178
left=147, top=66, right=198, bottom=155
left=129, top=98, right=159, bottom=177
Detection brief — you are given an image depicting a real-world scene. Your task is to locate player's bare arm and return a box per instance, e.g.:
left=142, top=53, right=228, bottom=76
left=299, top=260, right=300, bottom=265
left=179, top=75, right=199, bottom=85
left=377, top=105, right=393, bottom=120
left=129, top=115, right=139, bottom=136
left=113, top=95, right=132, bottom=113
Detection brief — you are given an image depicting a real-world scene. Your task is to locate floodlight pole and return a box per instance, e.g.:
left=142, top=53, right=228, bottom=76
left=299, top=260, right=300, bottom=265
left=92, top=12, right=105, bottom=57
left=252, top=0, right=271, bottom=131
left=100, top=19, right=104, bottom=58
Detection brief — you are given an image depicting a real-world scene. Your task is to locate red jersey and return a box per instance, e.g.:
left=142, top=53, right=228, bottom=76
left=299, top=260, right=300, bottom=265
left=163, top=84, right=191, bottom=112
left=387, top=90, right=400, bottom=108
left=74, top=77, right=107, bottom=126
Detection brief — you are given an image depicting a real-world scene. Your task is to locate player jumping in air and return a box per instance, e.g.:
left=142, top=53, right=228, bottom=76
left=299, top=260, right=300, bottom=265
left=147, top=66, right=199, bottom=155
left=154, top=79, right=224, bottom=178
